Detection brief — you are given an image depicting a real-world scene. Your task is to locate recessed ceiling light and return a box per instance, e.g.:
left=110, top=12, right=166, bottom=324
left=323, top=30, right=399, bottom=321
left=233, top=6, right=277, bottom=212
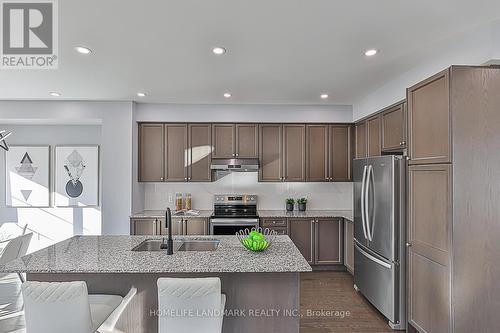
left=137, top=92, right=147, bottom=97
left=75, top=46, right=92, bottom=55
left=212, top=47, right=226, bottom=55
left=49, top=92, right=61, bottom=97
left=364, top=49, right=378, bottom=57
left=223, top=93, right=232, bottom=98
left=320, top=94, right=329, bottom=99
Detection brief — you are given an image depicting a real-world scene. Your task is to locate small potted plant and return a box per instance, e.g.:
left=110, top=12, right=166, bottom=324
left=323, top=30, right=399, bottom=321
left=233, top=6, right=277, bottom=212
left=286, top=198, right=295, bottom=211
left=297, top=197, right=308, bottom=211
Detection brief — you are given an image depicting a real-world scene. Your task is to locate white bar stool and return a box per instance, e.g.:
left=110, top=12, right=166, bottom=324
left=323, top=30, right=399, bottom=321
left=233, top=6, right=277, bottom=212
left=157, top=277, right=226, bottom=333
left=21, top=281, right=136, bottom=333
left=0, top=233, right=33, bottom=282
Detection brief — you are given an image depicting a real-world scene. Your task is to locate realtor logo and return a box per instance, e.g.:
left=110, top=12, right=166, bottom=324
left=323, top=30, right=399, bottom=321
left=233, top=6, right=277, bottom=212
left=1, top=0, right=58, bottom=69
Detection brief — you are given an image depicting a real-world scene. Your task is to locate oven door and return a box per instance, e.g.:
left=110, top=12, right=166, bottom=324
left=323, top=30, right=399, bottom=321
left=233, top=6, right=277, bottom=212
left=209, top=218, right=260, bottom=235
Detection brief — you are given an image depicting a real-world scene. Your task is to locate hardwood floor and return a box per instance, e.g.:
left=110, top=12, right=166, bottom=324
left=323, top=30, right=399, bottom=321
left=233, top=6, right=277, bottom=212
left=0, top=271, right=399, bottom=333
left=300, top=271, right=398, bottom=333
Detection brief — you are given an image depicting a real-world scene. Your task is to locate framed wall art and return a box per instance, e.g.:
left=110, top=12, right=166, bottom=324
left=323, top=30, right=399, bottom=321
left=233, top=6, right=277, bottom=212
left=55, top=145, right=100, bottom=207
left=5, top=145, right=50, bottom=207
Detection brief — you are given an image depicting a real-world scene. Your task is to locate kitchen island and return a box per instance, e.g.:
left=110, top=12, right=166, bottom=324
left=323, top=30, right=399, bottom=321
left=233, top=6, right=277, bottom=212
left=1, top=235, right=311, bottom=333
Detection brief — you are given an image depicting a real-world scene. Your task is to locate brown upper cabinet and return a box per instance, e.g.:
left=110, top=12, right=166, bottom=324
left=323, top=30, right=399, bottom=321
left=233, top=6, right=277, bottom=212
left=188, top=124, right=212, bottom=182
left=355, top=116, right=381, bottom=158
left=382, top=103, right=406, bottom=151
left=367, top=115, right=381, bottom=157
left=139, top=123, right=211, bottom=182
left=407, top=69, right=450, bottom=164
left=306, top=125, right=329, bottom=181
left=139, top=123, right=164, bottom=182
left=235, top=124, right=258, bottom=158
left=164, top=124, right=188, bottom=181
left=140, top=122, right=352, bottom=183
left=212, top=124, right=258, bottom=158
left=306, top=124, right=352, bottom=182
left=283, top=124, right=306, bottom=182
left=212, top=124, right=235, bottom=158
left=329, top=125, right=352, bottom=181
left=355, top=101, right=407, bottom=158
left=259, top=124, right=283, bottom=182
left=259, top=124, right=306, bottom=182
left=355, top=121, right=367, bottom=158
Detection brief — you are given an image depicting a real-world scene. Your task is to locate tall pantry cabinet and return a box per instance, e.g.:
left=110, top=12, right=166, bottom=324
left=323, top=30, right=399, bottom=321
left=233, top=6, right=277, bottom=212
left=406, top=66, right=500, bottom=333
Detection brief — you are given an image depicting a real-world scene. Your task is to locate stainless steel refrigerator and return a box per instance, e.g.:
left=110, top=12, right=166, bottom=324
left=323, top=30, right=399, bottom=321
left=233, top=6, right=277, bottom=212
left=353, top=155, right=406, bottom=330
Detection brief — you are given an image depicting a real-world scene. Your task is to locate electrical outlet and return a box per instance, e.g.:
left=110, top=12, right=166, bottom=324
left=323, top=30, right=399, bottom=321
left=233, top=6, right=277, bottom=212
left=168, top=194, right=173, bottom=203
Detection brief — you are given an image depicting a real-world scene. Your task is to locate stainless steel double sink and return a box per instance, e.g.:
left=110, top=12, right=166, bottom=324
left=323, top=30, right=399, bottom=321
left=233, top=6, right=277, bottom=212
left=132, top=239, right=219, bottom=252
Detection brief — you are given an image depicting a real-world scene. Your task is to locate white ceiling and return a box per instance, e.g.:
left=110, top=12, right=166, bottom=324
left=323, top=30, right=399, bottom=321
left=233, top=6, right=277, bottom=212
left=1, top=0, right=499, bottom=104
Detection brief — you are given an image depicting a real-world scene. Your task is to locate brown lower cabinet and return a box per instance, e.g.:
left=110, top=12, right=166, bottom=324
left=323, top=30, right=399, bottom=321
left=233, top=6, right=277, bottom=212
left=314, top=218, right=342, bottom=264
left=288, top=218, right=314, bottom=264
left=285, top=217, right=343, bottom=266
left=130, top=218, right=160, bottom=235
left=130, top=217, right=208, bottom=236
left=343, top=220, right=354, bottom=274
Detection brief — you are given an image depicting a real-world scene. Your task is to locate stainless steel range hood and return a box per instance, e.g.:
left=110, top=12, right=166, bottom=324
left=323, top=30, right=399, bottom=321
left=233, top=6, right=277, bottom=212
left=210, top=158, right=259, bottom=172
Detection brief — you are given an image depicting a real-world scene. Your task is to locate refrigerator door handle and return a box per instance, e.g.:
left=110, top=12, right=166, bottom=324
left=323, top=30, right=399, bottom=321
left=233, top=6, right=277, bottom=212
left=365, top=165, right=373, bottom=241
left=361, top=165, right=368, bottom=240
left=355, top=241, right=392, bottom=269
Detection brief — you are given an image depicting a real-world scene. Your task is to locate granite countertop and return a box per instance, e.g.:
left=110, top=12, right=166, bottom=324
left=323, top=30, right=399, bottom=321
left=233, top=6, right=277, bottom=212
left=131, top=210, right=213, bottom=219
left=0, top=235, right=312, bottom=274
left=131, top=209, right=353, bottom=222
left=258, top=210, right=353, bottom=222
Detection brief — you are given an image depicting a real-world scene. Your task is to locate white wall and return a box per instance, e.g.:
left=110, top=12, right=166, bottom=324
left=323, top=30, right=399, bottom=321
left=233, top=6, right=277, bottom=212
left=0, top=101, right=134, bottom=235
left=0, top=125, right=101, bottom=250
left=353, top=20, right=500, bottom=120
left=144, top=173, right=352, bottom=211
left=136, top=103, right=353, bottom=123
left=132, top=103, right=145, bottom=214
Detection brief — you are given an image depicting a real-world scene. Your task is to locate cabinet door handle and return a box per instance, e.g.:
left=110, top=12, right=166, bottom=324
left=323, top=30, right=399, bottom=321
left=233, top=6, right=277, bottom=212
left=406, top=242, right=412, bottom=247
left=235, top=153, right=239, bottom=157
left=160, top=177, right=164, bottom=181
left=401, top=141, right=406, bottom=145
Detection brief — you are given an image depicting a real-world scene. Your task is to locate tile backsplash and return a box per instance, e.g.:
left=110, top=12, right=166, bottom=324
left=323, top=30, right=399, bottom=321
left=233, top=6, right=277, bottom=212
left=144, top=172, right=353, bottom=211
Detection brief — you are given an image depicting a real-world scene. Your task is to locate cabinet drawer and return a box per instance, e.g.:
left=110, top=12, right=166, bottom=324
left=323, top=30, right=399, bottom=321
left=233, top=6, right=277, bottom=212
left=267, top=227, right=287, bottom=235
left=261, top=218, right=287, bottom=227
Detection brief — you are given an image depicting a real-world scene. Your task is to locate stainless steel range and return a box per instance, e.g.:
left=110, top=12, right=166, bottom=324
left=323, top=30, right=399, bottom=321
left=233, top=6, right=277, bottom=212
left=209, top=194, right=259, bottom=235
